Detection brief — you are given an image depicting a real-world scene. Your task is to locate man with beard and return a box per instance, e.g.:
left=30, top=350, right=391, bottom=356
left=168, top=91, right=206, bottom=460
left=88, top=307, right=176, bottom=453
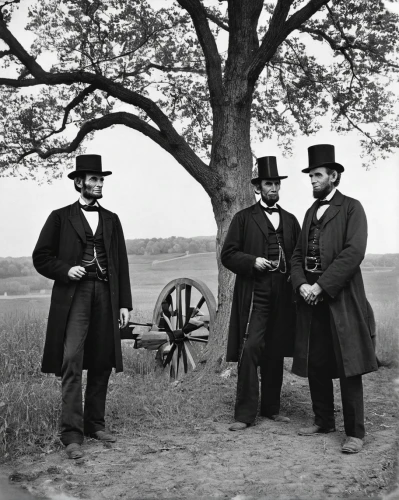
left=33, top=155, right=132, bottom=459
left=291, top=144, right=377, bottom=453
left=221, top=156, right=301, bottom=431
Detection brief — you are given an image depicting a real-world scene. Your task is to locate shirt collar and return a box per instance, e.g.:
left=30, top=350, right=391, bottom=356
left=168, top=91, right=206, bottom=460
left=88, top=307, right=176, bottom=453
left=260, top=200, right=278, bottom=210
left=321, top=188, right=336, bottom=202
left=79, top=197, right=99, bottom=207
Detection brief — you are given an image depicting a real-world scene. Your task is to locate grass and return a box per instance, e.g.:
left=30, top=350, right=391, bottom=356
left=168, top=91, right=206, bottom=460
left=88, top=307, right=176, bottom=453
left=0, top=256, right=397, bottom=462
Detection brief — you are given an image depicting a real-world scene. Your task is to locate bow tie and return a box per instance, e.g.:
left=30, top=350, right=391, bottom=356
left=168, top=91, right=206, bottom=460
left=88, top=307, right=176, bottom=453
left=263, top=207, right=279, bottom=215
left=81, top=204, right=99, bottom=212
left=318, top=200, right=330, bottom=206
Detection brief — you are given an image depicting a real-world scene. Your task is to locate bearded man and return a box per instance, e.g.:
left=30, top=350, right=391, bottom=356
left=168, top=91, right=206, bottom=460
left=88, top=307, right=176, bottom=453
left=33, top=155, right=132, bottom=459
left=221, top=157, right=301, bottom=431
left=291, top=144, right=377, bottom=454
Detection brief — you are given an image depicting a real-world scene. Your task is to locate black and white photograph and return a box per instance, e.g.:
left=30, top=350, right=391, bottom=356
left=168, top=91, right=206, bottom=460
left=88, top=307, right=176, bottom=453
left=0, top=1, right=398, bottom=499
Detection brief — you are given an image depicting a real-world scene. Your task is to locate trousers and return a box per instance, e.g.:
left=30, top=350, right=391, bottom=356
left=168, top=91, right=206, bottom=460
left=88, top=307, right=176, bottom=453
left=60, top=279, right=114, bottom=446
left=307, top=292, right=365, bottom=438
left=235, top=272, right=287, bottom=424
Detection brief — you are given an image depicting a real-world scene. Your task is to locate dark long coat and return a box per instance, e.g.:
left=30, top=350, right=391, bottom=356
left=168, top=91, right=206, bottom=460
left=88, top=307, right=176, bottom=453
left=290, top=190, right=378, bottom=378
left=33, top=201, right=133, bottom=376
left=221, top=202, right=301, bottom=362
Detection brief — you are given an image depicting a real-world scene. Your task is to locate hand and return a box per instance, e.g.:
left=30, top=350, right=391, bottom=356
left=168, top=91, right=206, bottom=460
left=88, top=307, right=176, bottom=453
left=308, top=283, right=323, bottom=305
left=119, top=308, right=129, bottom=329
left=254, top=257, right=273, bottom=271
left=299, top=283, right=312, bottom=302
left=68, top=266, right=86, bottom=281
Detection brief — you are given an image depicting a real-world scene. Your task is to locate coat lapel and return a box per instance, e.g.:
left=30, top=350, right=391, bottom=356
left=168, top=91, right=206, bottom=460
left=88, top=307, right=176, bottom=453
left=304, top=201, right=318, bottom=239
left=101, top=209, right=114, bottom=254
left=251, top=202, right=269, bottom=241
left=319, top=190, right=344, bottom=230
left=68, top=201, right=86, bottom=243
left=279, top=206, right=291, bottom=252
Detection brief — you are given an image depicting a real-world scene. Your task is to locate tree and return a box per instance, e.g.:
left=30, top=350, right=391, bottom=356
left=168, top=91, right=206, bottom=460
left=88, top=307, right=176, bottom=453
left=0, top=0, right=398, bottom=361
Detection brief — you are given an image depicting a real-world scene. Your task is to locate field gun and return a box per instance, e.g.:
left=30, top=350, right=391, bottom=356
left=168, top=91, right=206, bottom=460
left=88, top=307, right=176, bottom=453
left=121, top=278, right=216, bottom=379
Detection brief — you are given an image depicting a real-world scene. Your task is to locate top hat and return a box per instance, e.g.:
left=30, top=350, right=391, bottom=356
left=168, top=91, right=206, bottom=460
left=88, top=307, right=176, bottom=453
left=251, top=156, right=288, bottom=185
left=302, top=144, right=344, bottom=173
left=67, top=154, right=112, bottom=179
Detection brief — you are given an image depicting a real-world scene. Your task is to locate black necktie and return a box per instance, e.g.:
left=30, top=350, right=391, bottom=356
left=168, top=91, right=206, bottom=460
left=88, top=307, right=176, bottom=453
left=81, top=204, right=99, bottom=212
left=263, top=207, right=279, bottom=215
left=318, top=200, right=330, bottom=206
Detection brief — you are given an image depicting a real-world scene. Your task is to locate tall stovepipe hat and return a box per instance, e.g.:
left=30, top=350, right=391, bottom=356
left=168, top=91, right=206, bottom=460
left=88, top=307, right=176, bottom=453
left=67, top=154, right=112, bottom=179
left=251, top=156, right=288, bottom=185
left=302, top=144, right=344, bottom=173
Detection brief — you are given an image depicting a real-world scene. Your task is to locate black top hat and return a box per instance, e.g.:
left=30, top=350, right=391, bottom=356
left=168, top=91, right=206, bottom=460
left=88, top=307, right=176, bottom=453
left=302, top=144, right=344, bottom=173
left=251, top=156, right=288, bottom=185
left=67, top=154, right=112, bottom=179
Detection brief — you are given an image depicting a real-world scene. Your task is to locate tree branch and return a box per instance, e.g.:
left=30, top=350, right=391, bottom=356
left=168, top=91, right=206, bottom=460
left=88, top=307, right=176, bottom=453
left=176, top=0, right=223, bottom=104
left=122, top=62, right=206, bottom=79
left=248, top=0, right=329, bottom=83
left=204, top=9, right=229, bottom=32
left=16, top=111, right=216, bottom=193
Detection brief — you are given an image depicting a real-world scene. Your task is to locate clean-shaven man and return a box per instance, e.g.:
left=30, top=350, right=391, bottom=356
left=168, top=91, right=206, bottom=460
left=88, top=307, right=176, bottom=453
left=33, top=154, right=132, bottom=459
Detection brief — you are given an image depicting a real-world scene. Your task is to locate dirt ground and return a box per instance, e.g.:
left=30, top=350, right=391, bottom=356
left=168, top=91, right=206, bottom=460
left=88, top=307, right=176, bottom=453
left=3, top=367, right=398, bottom=500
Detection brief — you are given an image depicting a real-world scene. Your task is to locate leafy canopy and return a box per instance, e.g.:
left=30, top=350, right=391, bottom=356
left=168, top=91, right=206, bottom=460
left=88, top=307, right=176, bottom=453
left=0, top=0, right=397, bottom=180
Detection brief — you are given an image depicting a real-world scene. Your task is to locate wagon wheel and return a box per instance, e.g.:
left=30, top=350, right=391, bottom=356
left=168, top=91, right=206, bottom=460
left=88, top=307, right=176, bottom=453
left=152, top=277, right=216, bottom=379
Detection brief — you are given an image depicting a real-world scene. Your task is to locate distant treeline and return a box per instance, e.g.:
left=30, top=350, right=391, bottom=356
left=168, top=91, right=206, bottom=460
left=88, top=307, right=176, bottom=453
left=363, top=254, right=399, bottom=268
left=0, top=250, right=397, bottom=283
left=125, top=236, right=216, bottom=255
left=0, top=257, right=35, bottom=279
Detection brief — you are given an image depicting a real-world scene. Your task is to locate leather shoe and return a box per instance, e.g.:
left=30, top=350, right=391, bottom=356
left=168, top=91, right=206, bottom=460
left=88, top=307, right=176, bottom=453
left=229, top=422, right=250, bottom=431
left=342, top=436, right=363, bottom=454
left=298, top=424, right=336, bottom=436
left=87, top=430, right=117, bottom=442
left=66, top=443, right=84, bottom=459
left=267, top=414, right=290, bottom=423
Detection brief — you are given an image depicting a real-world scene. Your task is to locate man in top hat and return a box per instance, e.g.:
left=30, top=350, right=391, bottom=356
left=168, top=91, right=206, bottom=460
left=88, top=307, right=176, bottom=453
left=33, top=154, right=132, bottom=459
left=290, top=144, right=377, bottom=453
left=221, top=156, right=301, bottom=430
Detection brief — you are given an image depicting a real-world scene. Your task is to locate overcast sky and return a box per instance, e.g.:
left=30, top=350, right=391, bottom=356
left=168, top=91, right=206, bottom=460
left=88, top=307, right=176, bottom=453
left=0, top=2, right=398, bottom=257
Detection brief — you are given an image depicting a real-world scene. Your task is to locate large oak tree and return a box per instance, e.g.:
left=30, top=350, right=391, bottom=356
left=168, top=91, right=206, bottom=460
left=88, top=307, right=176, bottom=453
left=0, top=0, right=398, bottom=361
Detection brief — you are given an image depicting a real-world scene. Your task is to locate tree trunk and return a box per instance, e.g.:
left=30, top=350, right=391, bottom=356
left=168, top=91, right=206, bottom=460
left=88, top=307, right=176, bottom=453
left=205, top=90, right=255, bottom=367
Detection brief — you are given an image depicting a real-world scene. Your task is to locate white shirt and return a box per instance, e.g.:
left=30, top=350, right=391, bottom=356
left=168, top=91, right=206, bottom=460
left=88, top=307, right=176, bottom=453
left=79, top=197, right=99, bottom=234
left=316, top=188, right=336, bottom=220
left=260, top=200, right=280, bottom=229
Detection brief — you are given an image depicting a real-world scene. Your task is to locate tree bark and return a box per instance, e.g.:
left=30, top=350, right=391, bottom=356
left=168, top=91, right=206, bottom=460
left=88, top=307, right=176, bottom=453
left=205, top=86, right=255, bottom=366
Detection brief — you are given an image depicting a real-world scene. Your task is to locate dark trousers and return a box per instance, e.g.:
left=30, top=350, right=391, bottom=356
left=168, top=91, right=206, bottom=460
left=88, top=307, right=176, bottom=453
left=235, top=272, right=285, bottom=424
left=61, top=280, right=113, bottom=446
left=308, top=298, right=365, bottom=439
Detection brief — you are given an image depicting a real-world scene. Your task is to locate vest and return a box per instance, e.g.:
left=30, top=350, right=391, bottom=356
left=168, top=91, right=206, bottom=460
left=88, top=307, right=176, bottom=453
left=307, top=207, right=329, bottom=258
left=80, top=210, right=108, bottom=279
left=262, top=211, right=285, bottom=261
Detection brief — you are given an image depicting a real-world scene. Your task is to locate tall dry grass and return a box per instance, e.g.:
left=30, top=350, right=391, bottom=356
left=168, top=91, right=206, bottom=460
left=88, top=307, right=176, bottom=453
left=0, top=296, right=397, bottom=461
left=373, top=300, right=399, bottom=368
left=0, top=308, right=162, bottom=461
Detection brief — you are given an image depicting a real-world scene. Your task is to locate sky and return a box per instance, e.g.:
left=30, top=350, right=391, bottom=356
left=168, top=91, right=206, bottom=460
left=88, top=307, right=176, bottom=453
left=0, top=2, right=398, bottom=257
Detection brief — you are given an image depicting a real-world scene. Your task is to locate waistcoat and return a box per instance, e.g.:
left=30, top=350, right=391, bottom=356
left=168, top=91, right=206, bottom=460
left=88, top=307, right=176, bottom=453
left=80, top=210, right=108, bottom=278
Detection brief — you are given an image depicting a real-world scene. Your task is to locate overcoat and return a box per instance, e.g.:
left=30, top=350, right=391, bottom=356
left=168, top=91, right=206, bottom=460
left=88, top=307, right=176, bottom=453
left=33, top=201, right=132, bottom=376
left=221, top=202, right=301, bottom=362
left=290, top=190, right=378, bottom=378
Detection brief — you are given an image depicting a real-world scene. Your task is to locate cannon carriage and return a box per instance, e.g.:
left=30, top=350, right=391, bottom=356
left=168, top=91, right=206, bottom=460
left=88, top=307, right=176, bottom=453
left=123, top=277, right=217, bottom=379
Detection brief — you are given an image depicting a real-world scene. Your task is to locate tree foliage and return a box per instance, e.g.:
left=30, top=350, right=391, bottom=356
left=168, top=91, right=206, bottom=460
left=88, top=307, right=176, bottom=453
left=0, top=0, right=397, bottom=181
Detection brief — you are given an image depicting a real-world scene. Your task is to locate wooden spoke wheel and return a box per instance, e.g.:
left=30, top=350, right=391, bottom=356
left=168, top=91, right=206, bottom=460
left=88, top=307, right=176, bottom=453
left=151, top=278, right=216, bottom=379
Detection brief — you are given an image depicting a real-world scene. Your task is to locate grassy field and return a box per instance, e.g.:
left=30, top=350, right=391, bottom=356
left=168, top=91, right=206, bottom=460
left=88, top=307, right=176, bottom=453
left=0, top=254, right=397, bottom=462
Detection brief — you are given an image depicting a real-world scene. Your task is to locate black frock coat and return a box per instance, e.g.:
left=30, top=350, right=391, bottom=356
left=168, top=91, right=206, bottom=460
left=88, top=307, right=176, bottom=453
left=221, top=202, right=301, bottom=362
left=33, top=201, right=133, bottom=375
left=290, top=190, right=378, bottom=378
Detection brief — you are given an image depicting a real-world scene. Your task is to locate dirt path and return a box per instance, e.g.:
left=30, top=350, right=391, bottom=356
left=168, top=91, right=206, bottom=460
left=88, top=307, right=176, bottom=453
left=3, top=368, right=398, bottom=500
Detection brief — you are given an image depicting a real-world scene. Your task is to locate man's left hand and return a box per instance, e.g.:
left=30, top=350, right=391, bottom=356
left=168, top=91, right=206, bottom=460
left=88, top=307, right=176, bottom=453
left=307, top=283, right=323, bottom=305
left=119, top=308, right=129, bottom=328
